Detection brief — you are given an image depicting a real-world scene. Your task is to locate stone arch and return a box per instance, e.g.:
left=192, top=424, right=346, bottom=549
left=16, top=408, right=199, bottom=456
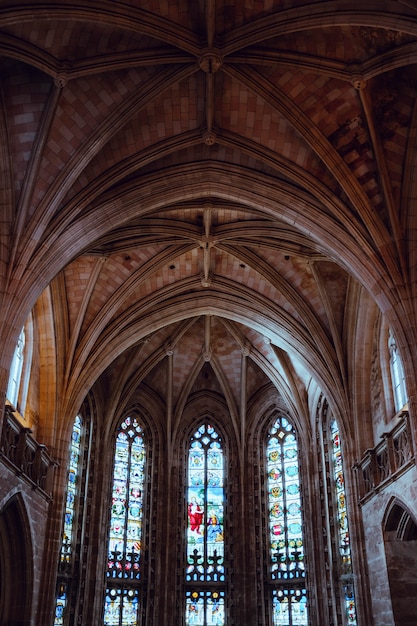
left=0, top=492, right=33, bottom=626
left=383, top=498, right=417, bottom=626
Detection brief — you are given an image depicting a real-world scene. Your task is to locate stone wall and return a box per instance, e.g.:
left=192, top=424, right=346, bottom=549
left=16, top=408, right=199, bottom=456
left=361, top=465, right=417, bottom=626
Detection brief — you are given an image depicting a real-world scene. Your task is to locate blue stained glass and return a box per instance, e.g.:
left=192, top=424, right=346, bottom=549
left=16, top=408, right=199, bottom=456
left=285, top=465, right=299, bottom=477
left=186, top=591, right=225, bottom=626
left=288, top=503, right=301, bottom=516
left=288, top=523, right=302, bottom=535
left=191, top=472, right=205, bottom=486
left=273, top=588, right=308, bottom=626
left=54, top=415, right=83, bottom=625
left=267, top=415, right=308, bottom=625
left=287, top=484, right=300, bottom=496
left=105, top=416, right=145, bottom=625
left=104, top=588, right=139, bottom=626
left=60, top=415, right=82, bottom=564
left=186, top=424, right=225, bottom=625
left=285, top=450, right=297, bottom=461
left=54, top=586, right=67, bottom=626
left=330, top=420, right=357, bottom=625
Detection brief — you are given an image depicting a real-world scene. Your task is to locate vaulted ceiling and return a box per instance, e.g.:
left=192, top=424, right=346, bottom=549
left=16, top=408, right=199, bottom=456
left=1, top=2, right=417, bottom=445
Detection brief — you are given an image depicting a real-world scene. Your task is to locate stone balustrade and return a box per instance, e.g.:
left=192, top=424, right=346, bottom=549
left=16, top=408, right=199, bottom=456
left=1, top=404, right=56, bottom=499
left=355, top=412, right=414, bottom=503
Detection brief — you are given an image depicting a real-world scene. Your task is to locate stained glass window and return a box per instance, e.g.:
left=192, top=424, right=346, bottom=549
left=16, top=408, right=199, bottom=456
left=330, top=420, right=357, bottom=625
left=54, top=414, right=83, bottom=626
left=186, top=423, right=225, bottom=625
left=267, top=415, right=308, bottom=626
left=104, top=415, right=146, bottom=626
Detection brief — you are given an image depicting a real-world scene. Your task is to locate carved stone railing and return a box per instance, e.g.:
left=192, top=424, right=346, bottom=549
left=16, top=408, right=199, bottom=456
left=0, top=404, right=57, bottom=499
left=355, top=412, right=414, bottom=504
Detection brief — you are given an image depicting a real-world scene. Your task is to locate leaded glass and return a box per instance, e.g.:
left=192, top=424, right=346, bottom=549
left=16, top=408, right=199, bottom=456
left=273, top=588, right=308, bottom=625
left=330, top=420, right=357, bottom=625
left=54, top=414, right=83, bottom=626
left=267, top=416, right=308, bottom=626
left=186, top=590, right=225, bottom=625
left=54, top=586, right=67, bottom=626
left=104, top=588, right=139, bottom=625
left=186, top=424, right=225, bottom=625
left=104, top=416, right=146, bottom=626
left=60, top=415, right=82, bottom=564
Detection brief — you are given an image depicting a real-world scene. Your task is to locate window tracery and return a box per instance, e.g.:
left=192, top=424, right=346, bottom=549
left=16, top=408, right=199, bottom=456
left=54, top=415, right=84, bottom=626
left=330, top=419, right=357, bottom=625
left=104, top=415, right=146, bottom=626
left=185, top=423, right=225, bottom=625
left=266, top=415, right=308, bottom=625
left=317, top=397, right=358, bottom=626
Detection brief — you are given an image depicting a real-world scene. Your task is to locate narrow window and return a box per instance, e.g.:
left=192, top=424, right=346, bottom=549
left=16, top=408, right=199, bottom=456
left=330, top=420, right=357, bottom=625
left=6, top=327, right=25, bottom=410
left=54, top=415, right=84, bottom=626
left=388, top=332, right=407, bottom=412
left=186, top=423, right=225, bottom=625
left=104, top=416, right=146, bottom=626
left=267, top=415, right=308, bottom=625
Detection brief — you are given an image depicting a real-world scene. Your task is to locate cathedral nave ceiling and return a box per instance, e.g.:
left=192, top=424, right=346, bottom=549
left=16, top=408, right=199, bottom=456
left=1, top=1, right=416, bottom=440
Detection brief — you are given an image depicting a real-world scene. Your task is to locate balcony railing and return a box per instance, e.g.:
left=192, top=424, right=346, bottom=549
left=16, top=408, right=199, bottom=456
left=1, top=404, right=56, bottom=499
left=355, top=412, right=414, bottom=503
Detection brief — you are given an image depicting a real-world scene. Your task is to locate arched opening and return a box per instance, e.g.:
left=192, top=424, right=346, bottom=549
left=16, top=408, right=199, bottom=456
left=384, top=501, right=417, bottom=626
left=0, top=494, right=33, bottom=625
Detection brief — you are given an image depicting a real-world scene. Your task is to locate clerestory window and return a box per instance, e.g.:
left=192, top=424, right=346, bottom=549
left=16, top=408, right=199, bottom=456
left=6, top=317, right=33, bottom=417
left=388, top=332, right=407, bottom=412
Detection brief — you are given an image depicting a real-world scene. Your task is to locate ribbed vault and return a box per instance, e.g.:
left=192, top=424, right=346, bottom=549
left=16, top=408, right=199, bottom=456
left=0, top=0, right=416, bottom=458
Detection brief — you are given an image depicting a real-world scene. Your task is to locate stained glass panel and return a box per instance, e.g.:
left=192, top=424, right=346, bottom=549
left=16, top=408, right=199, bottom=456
left=60, top=415, right=82, bottom=564
left=186, top=590, right=225, bottom=625
left=186, top=424, right=225, bottom=625
left=330, top=420, right=357, bottom=625
left=104, top=588, right=140, bottom=625
left=267, top=416, right=308, bottom=626
left=54, top=586, right=67, bottom=626
left=105, top=416, right=145, bottom=626
left=272, top=588, right=308, bottom=626
left=54, top=415, right=83, bottom=626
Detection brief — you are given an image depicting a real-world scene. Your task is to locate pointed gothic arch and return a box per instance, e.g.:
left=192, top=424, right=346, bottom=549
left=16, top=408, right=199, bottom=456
left=0, top=492, right=34, bottom=626
left=383, top=499, right=417, bottom=626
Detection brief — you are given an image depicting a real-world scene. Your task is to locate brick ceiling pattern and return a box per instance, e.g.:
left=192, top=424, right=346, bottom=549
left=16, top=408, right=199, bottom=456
left=1, top=1, right=417, bottom=444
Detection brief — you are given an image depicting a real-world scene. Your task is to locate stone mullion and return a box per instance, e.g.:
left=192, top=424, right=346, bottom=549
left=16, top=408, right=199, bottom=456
left=158, top=346, right=176, bottom=625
